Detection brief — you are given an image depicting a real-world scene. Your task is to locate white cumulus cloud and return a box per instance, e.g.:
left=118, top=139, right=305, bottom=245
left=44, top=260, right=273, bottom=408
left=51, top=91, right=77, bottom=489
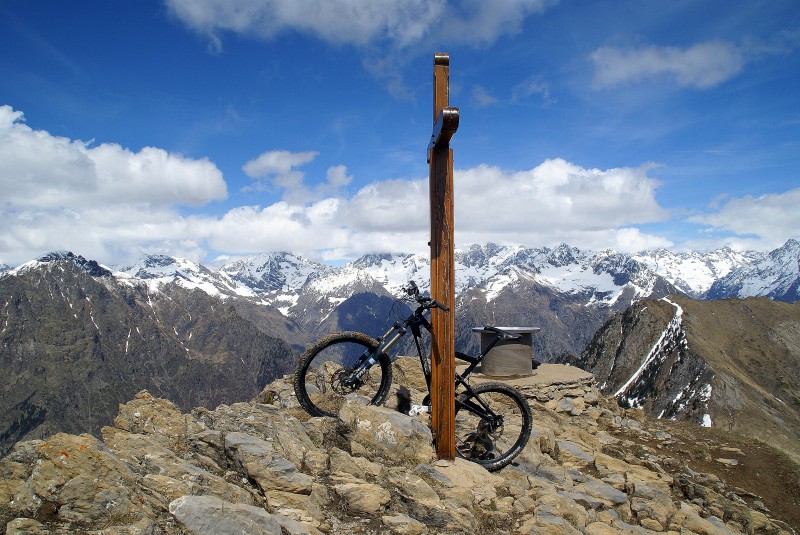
left=0, top=105, right=227, bottom=265
left=688, top=188, right=800, bottom=250
left=242, top=149, right=354, bottom=204
left=0, top=107, right=680, bottom=264
left=10, top=104, right=796, bottom=266
left=242, top=149, right=319, bottom=179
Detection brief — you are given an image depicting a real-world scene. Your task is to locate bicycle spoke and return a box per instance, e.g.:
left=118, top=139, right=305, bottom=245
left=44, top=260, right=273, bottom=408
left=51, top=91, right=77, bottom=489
left=294, top=333, right=392, bottom=418
left=454, top=382, right=531, bottom=471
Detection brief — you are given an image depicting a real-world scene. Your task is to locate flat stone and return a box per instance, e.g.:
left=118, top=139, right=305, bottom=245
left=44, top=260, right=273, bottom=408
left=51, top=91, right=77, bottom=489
left=225, top=432, right=312, bottom=495
left=382, top=514, right=428, bottom=535
left=585, top=521, right=639, bottom=535
left=333, top=481, right=390, bottom=514
left=5, top=518, right=50, bottom=535
left=575, top=479, right=629, bottom=506
left=169, top=495, right=288, bottom=535
left=557, top=440, right=594, bottom=464
left=338, top=399, right=434, bottom=465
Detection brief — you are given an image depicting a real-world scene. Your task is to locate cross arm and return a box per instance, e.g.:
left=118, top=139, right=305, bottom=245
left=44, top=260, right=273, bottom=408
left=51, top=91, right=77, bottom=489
left=428, top=107, right=460, bottom=154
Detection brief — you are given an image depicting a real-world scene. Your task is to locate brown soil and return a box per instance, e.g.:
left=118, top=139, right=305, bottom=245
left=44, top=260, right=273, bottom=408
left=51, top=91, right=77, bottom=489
left=609, top=416, right=800, bottom=532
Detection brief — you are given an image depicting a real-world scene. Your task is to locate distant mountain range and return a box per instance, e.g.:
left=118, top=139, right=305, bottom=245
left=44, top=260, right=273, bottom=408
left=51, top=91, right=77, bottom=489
left=0, top=253, right=294, bottom=456
left=2, top=240, right=799, bottom=454
left=3, top=239, right=799, bottom=355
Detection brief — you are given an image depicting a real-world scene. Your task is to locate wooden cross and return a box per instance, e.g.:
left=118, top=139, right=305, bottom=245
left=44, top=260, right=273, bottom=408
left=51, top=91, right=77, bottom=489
left=428, top=53, right=459, bottom=461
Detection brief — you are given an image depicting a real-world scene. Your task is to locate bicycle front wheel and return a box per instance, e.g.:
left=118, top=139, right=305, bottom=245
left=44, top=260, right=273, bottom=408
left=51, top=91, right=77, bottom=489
left=455, top=382, right=532, bottom=471
left=293, top=331, right=393, bottom=418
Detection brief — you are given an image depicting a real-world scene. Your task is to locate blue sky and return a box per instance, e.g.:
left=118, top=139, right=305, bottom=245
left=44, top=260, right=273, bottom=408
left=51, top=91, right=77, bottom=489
left=1, top=0, right=798, bottom=267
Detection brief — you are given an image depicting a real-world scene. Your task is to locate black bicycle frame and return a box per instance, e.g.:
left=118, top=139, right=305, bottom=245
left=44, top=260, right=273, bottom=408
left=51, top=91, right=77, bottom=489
left=344, top=296, right=506, bottom=426
left=401, top=304, right=504, bottom=425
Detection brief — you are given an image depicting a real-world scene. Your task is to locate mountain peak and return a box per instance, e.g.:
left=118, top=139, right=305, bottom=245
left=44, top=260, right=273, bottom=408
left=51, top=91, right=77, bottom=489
left=33, top=251, right=113, bottom=277
left=772, top=238, right=800, bottom=257
left=219, top=252, right=322, bottom=294
left=546, top=243, right=584, bottom=267
left=118, top=254, right=204, bottom=281
left=707, top=239, right=800, bottom=302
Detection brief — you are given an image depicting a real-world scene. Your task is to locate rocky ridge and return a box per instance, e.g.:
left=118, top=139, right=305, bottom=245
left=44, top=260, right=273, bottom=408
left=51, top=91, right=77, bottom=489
left=2, top=361, right=796, bottom=535
left=0, top=255, right=294, bottom=457
left=574, top=296, right=800, bottom=465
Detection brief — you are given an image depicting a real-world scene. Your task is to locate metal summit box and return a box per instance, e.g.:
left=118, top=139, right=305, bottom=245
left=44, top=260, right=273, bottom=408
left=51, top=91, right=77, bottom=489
left=473, top=327, right=540, bottom=377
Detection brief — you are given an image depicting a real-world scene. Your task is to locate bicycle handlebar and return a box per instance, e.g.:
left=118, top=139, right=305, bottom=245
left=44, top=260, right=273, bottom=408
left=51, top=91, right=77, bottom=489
left=429, top=299, right=449, bottom=312
left=404, top=281, right=449, bottom=312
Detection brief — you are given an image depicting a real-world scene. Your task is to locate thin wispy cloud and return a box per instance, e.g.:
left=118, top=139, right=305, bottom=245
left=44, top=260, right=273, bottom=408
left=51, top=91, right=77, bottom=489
left=471, top=85, right=500, bottom=108
left=590, top=29, right=800, bottom=91
left=165, top=0, right=560, bottom=98
left=511, top=76, right=553, bottom=105
left=165, top=0, right=557, bottom=51
left=590, top=40, right=744, bottom=89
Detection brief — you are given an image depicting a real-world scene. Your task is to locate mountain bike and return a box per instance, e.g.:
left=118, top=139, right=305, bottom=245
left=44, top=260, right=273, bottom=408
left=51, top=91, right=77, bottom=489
left=293, top=281, right=532, bottom=471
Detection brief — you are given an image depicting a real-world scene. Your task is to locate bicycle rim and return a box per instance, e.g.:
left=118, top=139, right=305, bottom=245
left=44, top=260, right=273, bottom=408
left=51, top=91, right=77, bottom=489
left=294, top=332, right=392, bottom=418
left=454, top=382, right=532, bottom=471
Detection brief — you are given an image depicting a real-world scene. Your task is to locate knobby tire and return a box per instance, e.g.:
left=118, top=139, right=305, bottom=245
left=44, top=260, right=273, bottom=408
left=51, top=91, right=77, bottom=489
left=293, top=331, right=392, bottom=418
left=455, top=382, right=532, bottom=471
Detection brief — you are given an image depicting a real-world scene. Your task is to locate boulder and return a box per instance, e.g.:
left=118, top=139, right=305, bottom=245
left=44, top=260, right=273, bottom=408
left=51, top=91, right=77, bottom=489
left=224, top=432, right=313, bottom=495
left=168, top=495, right=315, bottom=535
left=338, top=397, right=435, bottom=465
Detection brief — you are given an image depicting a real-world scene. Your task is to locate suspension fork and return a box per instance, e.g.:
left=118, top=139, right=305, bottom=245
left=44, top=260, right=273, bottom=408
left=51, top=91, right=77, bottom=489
left=344, top=322, right=407, bottom=387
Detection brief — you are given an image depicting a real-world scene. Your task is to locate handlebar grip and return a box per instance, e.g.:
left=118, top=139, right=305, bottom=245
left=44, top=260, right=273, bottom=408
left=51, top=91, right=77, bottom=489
left=433, top=300, right=450, bottom=312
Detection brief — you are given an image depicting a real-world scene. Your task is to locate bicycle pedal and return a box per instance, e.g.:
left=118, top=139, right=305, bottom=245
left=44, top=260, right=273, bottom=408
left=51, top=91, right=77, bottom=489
left=408, top=404, right=430, bottom=416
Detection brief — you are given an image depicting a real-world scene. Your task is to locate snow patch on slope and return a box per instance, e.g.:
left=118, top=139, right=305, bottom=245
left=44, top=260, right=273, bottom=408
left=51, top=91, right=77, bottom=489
left=615, top=297, right=685, bottom=406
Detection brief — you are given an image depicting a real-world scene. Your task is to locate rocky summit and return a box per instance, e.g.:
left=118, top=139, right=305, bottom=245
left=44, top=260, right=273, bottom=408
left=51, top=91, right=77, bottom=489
left=1, top=360, right=797, bottom=534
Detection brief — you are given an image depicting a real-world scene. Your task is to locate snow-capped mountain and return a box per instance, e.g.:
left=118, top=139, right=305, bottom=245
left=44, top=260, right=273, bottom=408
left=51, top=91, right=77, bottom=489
left=632, top=247, right=760, bottom=297
left=204, top=242, right=682, bottom=358
left=219, top=252, right=330, bottom=315
left=10, top=251, right=113, bottom=278
left=219, top=252, right=324, bottom=294
left=4, top=239, right=798, bottom=360
left=0, top=252, right=294, bottom=455
left=706, top=239, right=800, bottom=302
left=115, top=254, right=253, bottom=299
left=290, top=265, right=393, bottom=333
left=306, top=243, right=677, bottom=310
left=351, top=252, right=431, bottom=295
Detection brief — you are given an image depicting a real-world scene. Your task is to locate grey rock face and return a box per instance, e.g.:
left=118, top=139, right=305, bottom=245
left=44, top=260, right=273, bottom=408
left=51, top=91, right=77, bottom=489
left=0, top=258, right=294, bottom=456
left=1, top=366, right=795, bottom=534
left=169, top=495, right=297, bottom=535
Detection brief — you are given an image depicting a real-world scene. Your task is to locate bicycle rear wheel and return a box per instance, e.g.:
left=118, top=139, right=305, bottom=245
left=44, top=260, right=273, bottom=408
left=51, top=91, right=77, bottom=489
left=293, top=331, right=393, bottom=418
left=454, top=382, right=532, bottom=471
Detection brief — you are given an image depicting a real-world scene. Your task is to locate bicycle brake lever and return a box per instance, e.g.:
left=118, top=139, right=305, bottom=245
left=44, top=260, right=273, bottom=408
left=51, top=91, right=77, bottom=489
left=432, top=300, right=450, bottom=312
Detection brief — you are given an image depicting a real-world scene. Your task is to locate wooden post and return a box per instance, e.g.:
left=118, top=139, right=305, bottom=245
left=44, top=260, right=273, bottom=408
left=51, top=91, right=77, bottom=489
left=428, top=53, right=459, bottom=461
